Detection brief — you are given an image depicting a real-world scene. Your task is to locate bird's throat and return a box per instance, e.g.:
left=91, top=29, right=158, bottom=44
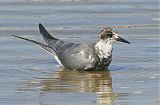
left=95, top=39, right=113, bottom=60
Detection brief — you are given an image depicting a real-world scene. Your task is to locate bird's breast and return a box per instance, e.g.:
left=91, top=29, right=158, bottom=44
left=95, top=41, right=113, bottom=60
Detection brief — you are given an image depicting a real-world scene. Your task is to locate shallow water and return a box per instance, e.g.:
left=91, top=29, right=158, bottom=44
left=0, top=0, right=159, bottom=105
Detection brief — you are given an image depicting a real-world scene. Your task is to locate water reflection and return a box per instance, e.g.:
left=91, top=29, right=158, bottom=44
left=39, top=68, right=116, bottom=105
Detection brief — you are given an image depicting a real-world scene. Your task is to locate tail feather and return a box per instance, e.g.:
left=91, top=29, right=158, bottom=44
left=12, top=35, right=56, bottom=55
left=12, top=35, right=63, bottom=66
left=39, top=23, right=59, bottom=45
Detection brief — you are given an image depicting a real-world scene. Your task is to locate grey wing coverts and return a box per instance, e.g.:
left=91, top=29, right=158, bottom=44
left=58, top=43, right=97, bottom=70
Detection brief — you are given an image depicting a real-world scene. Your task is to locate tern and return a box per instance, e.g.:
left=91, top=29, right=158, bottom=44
left=12, top=23, right=130, bottom=70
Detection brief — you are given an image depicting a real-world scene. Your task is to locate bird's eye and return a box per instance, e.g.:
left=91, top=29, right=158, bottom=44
left=107, top=32, right=113, bottom=37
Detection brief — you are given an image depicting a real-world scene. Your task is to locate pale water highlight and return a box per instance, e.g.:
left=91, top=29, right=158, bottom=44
left=0, top=0, right=159, bottom=105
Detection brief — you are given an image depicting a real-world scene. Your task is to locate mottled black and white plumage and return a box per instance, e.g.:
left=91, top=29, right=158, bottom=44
left=12, top=23, right=130, bottom=70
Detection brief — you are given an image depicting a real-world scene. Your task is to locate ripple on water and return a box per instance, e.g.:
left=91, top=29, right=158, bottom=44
left=0, top=0, right=159, bottom=105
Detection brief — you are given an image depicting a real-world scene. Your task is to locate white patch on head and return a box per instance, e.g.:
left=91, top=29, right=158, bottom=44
left=95, top=39, right=113, bottom=60
left=114, top=33, right=119, bottom=39
left=113, top=33, right=119, bottom=41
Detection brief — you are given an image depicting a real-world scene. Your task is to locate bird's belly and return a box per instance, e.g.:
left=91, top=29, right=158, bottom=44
left=60, top=54, right=96, bottom=70
left=66, top=59, right=95, bottom=70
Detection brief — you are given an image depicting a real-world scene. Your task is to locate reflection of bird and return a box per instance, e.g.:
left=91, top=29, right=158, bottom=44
left=13, top=23, right=130, bottom=70
left=38, top=68, right=115, bottom=105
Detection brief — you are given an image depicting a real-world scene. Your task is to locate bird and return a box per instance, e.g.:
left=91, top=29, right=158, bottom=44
left=12, top=23, right=130, bottom=70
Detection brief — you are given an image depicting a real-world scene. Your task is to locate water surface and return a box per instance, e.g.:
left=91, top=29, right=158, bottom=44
left=0, top=0, right=159, bottom=105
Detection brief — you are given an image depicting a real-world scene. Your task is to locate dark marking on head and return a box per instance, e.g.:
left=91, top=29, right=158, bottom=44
left=100, top=28, right=114, bottom=39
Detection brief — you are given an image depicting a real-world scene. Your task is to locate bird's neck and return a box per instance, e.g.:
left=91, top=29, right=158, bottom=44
left=95, top=39, right=113, bottom=60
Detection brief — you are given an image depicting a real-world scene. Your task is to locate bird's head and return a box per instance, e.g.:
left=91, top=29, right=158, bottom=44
left=99, top=28, right=130, bottom=44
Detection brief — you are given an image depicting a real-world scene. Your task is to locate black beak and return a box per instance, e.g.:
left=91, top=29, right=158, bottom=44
left=116, top=36, right=130, bottom=44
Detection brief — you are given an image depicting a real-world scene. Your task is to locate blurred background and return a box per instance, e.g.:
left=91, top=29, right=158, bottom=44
left=0, top=0, right=159, bottom=105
